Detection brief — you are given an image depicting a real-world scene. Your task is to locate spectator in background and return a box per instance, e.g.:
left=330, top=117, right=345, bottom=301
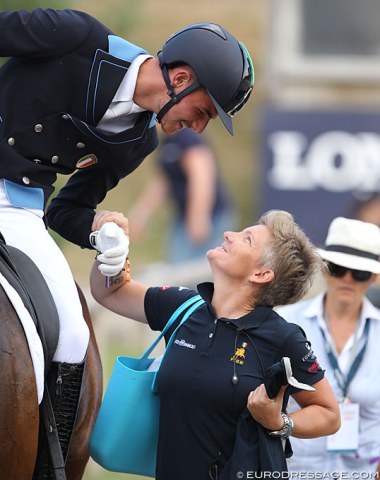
left=277, top=217, right=380, bottom=477
left=129, top=128, right=236, bottom=263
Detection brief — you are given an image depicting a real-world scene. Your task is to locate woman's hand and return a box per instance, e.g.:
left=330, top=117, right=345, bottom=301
left=91, top=210, right=129, bottom=237
left=247, top=384, right=287, bottom=430
left=90, top=211, right=130, bottom=277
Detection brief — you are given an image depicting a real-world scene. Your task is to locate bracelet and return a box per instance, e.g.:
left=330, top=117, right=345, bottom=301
left=268, top=412, right=293, bottom=439
left=124, top=258, right=131, bottom=283
left=105, top=259, right=131, bottom=288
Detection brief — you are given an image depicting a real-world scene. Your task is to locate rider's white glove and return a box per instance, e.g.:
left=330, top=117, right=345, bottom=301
left=89, top=222, right=129, bottom=277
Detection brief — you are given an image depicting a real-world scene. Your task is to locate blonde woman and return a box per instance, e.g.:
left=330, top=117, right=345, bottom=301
left=90, top=209, right=340, bottom=479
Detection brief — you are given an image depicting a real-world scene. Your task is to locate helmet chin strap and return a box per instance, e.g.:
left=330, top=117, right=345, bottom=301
left=156, top=60, right=200, bottom=123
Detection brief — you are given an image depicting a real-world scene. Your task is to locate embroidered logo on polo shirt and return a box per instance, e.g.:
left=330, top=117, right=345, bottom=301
left=174, top=338, right=196, bottom=349
left=301, top=343, right=316, bottom=362
left=230, top=342, right=248, bottom=365
left=308, top=361, right=320, bottom=372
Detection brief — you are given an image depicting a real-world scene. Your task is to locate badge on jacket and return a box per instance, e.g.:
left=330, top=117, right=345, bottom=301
left=76, top=154, right=98, bottom=168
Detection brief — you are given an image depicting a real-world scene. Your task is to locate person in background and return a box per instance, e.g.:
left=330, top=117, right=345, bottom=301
left=89, top=209, right=340, bottom=480
left=129, top=128, right=236, bottom=263
left=277, top=217, right=380, bottom=477
left=0, top=8, right=253, bottom=460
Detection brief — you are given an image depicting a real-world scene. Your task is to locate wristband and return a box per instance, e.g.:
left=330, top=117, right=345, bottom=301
left=105, top=258, right=131, bottom=288
left=268, top=412, right=293, bottom=439
left=125, top=258, right=131, bottom=282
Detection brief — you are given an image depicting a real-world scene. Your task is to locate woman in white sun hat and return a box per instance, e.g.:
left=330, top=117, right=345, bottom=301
left=278, top=217, right=380, bottom=477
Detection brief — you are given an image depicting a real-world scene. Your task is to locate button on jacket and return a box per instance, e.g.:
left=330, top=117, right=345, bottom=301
left=0, top=9, right=158, bottom=248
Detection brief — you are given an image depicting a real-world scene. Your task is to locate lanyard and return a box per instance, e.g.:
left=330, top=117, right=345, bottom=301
left=319, top=318, right=370, bottom=399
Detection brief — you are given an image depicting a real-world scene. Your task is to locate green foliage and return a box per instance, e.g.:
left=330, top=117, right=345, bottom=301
left=0, top=0, right=73, bottom=10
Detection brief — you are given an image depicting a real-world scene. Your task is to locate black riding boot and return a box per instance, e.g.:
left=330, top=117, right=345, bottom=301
left=49, top=360, right=85, bottom=460
left=33, top=359, right=85, bottom=480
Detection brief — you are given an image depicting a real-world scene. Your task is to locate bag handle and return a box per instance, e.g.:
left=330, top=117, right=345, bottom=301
left=163, top=298, right=205, bottom=353
left=150, top=295, right=205, bottom=393
left=141, top=294, right=203, bottom=361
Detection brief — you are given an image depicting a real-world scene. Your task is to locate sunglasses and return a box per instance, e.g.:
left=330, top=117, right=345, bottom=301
left=327, top=262, right=372, bottom=282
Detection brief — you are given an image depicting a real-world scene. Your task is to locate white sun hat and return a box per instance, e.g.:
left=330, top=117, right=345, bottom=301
left=317, top=217, right=380, bottom=274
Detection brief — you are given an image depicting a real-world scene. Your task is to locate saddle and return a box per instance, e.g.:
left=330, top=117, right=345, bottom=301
left=0, top=233, right=59, bottom=372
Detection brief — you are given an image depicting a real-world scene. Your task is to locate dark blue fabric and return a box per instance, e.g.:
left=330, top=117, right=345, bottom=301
left=144, top=283, right=324, bottom=480
left=158, top=128, right=231, bottom=217
left=0, top=9, right=158, bottom=248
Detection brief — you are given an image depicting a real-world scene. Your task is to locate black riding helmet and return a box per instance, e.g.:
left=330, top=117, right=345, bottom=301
left=156, top=23, right=254, bottom=135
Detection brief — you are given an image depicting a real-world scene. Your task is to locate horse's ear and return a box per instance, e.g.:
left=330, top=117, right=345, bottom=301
left=0, top=232, right=5, bottom=244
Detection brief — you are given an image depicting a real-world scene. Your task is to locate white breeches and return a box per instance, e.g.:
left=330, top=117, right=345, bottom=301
left=0, top=204, right=89, bottom=363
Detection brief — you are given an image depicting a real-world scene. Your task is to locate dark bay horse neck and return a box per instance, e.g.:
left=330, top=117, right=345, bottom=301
left=0, top=283, right=103, bottom=480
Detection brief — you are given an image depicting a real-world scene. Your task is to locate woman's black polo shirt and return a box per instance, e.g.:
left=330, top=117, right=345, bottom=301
left=144, top=282, right=324, bottom=480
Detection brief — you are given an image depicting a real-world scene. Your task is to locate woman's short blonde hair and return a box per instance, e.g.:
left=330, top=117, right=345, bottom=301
left=256, top=210, right=324, bottom=307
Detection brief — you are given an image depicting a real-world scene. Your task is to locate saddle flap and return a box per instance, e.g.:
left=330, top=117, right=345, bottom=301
left=0, top=236, right=59, bottom=373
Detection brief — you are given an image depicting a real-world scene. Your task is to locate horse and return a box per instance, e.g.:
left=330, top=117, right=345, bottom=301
left=0, top=280, right=103, bottom=480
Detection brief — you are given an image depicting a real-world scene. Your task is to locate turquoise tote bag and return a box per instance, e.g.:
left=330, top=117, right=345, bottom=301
left=89, top=295, right=205, bottom=477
